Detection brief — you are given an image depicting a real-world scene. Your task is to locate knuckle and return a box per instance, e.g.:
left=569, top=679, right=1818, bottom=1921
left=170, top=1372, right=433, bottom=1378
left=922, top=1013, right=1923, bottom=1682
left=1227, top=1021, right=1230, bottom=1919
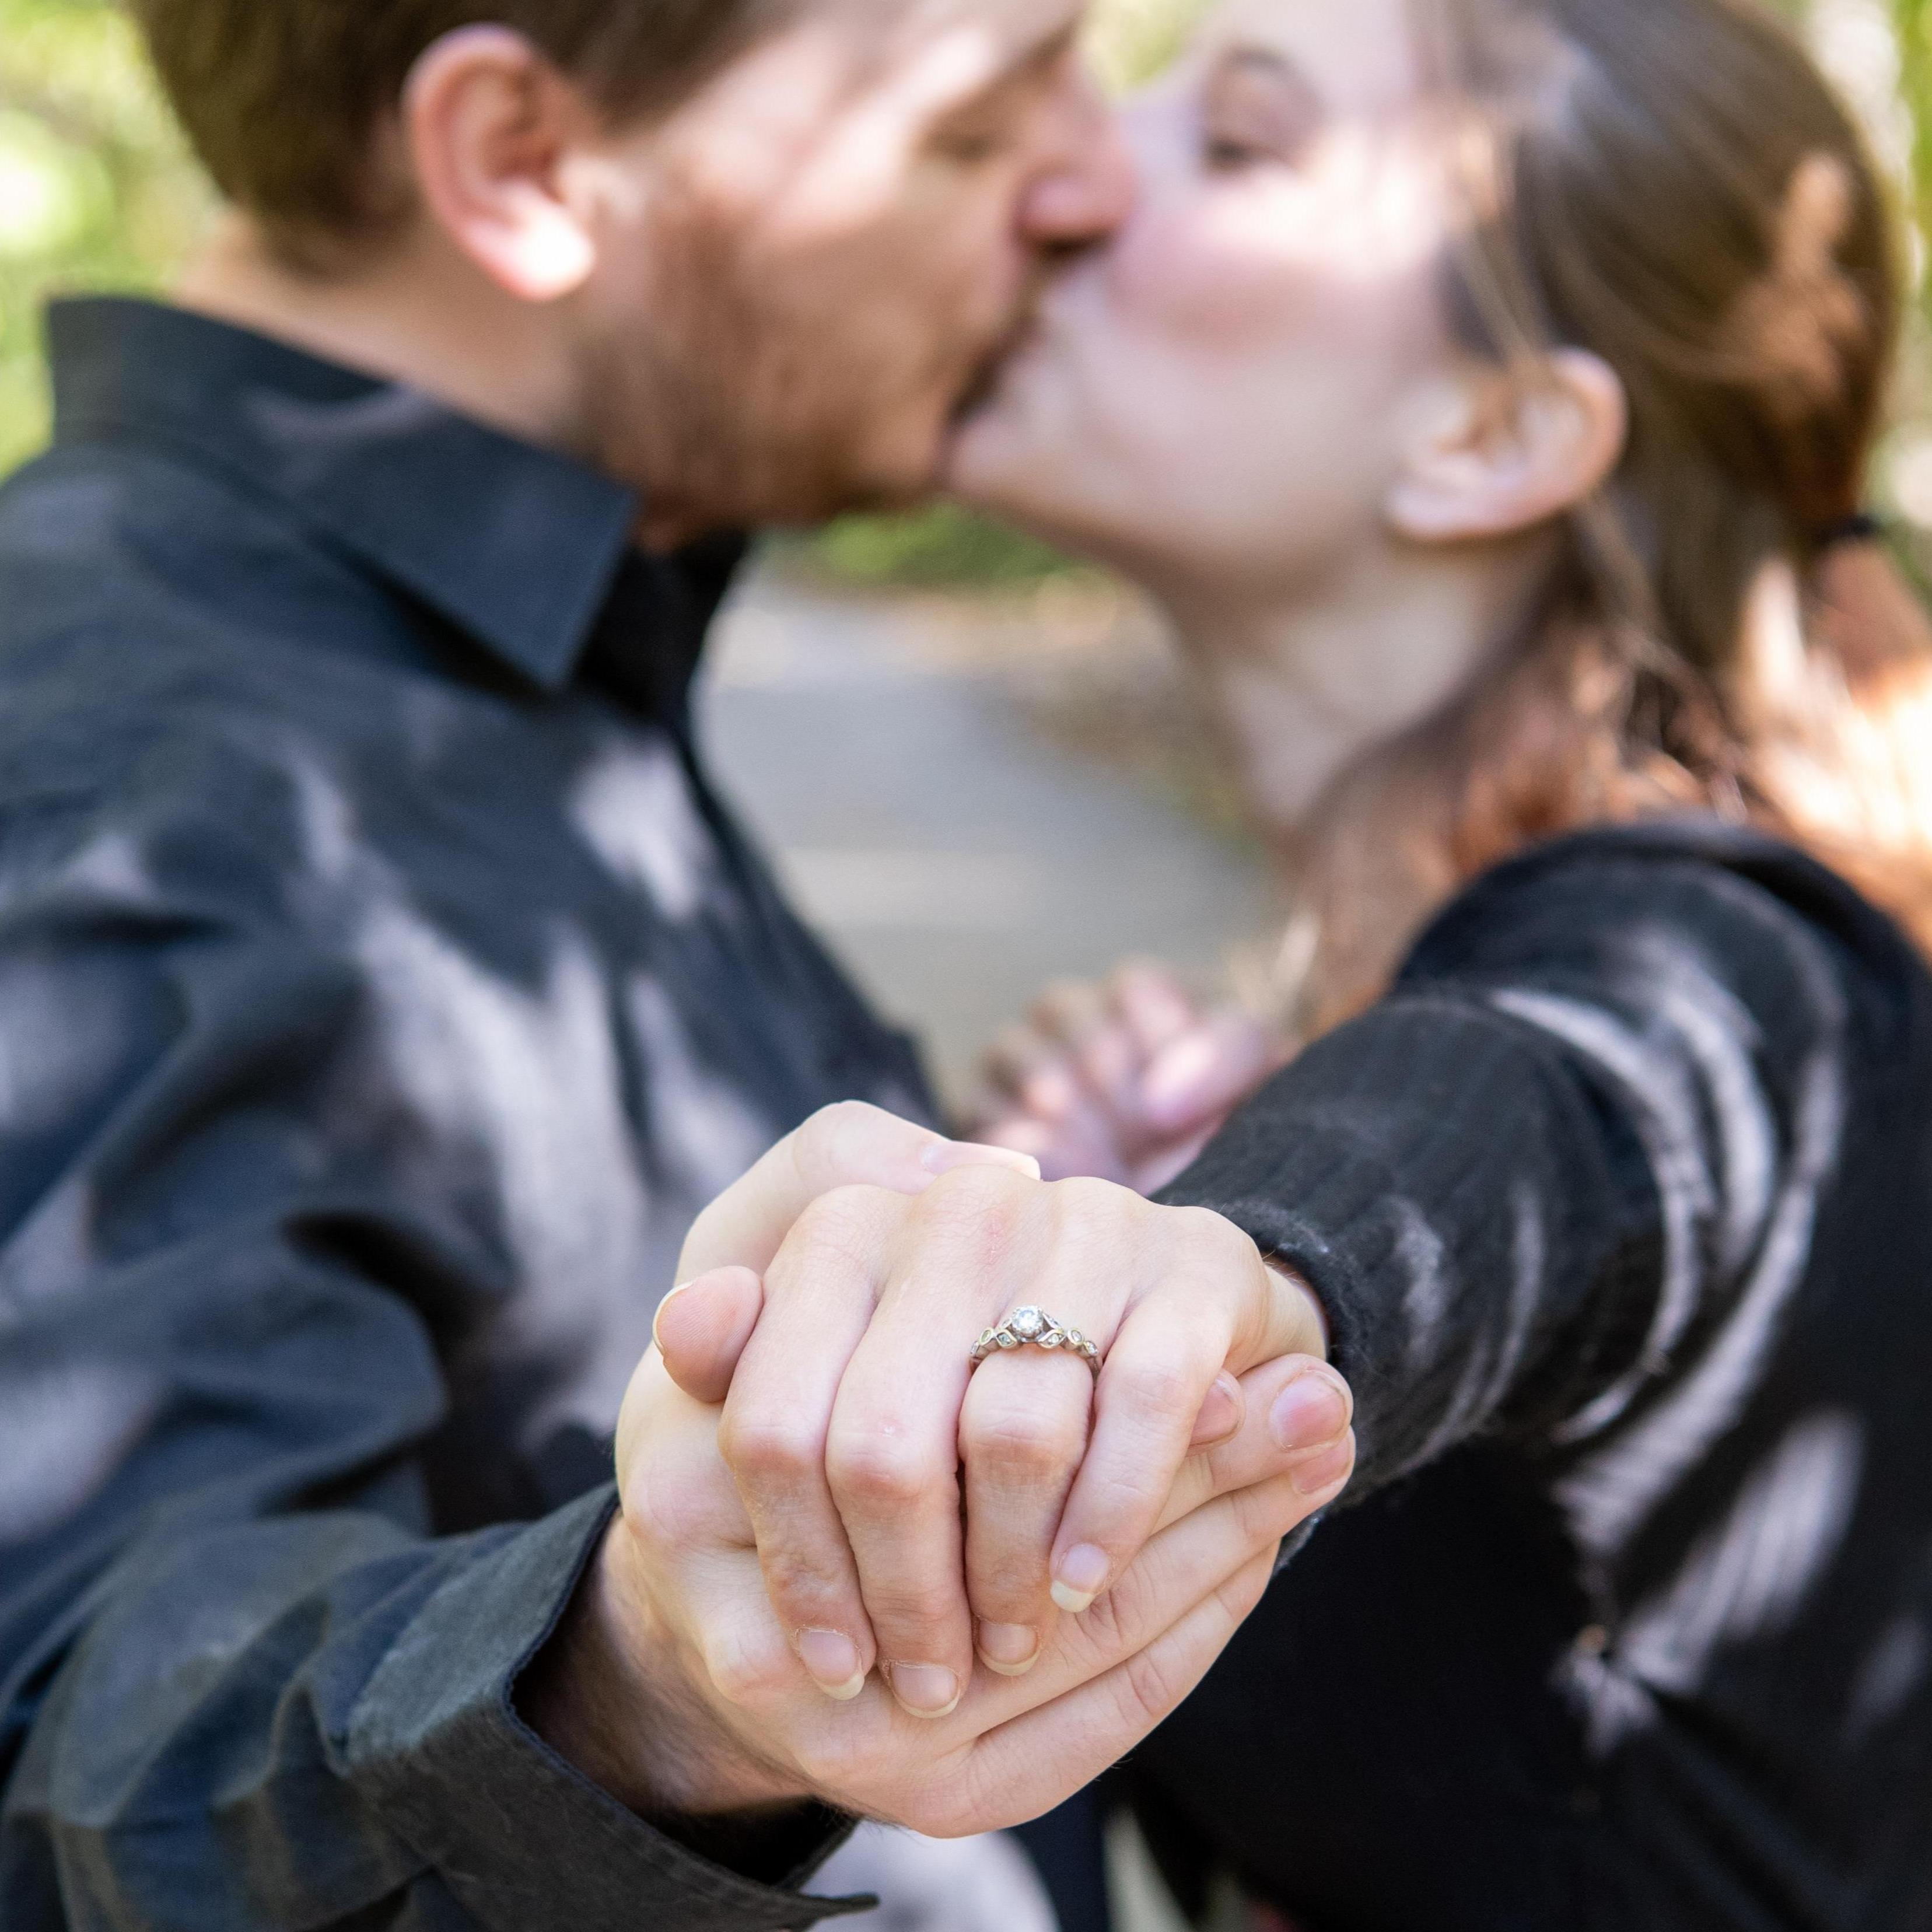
left=758, top=1541, right=843, bottom=1619
left=1045, top=1174, right=1146, bottom=1262
left=792, top=1728, right=870, bottom=1797
left=971, top=1572, right=1046, bottom=1625
left=1122, top=1642, right=1181, bottom=1726
left=719, top=1408, right=821, bottom=1488
left=870, top=1572, right=968, bottom=1634
left=1230, top=1476, right=1298, bottom=1549
left=1074, top=1577, right=1131, bottom=1653
left=964, top=1402, right=1086, bottom=1486
left=793, top=1182, right=896, bottom=1252
left=622, top=1465, right=707, bottom=1555
left=908, top=1167, right=1034, bottom=1267
left=918, top=1160, right=1029, bottom=1222
left=826, top=1429, right=944, bottom=1513
left=813, top=1098, right=887, bottom=1140
left=1114, top=1357, right=1200, bottom=1424
left=1098, top=1553, right=1154, bottom=1637
left=1054, top=1174, right=1136, bottom=1227
left=704, top=1625, right=793, bottom=1710
left=797, top=1100, right=888, bottom=1172
left=1165, top=1203, right=1255, bottom=1267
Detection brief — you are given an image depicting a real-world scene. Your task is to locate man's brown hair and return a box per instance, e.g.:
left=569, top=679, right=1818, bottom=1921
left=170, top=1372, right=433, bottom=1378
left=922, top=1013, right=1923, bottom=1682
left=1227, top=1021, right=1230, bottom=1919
left=133, top=0, right=776, bottom=254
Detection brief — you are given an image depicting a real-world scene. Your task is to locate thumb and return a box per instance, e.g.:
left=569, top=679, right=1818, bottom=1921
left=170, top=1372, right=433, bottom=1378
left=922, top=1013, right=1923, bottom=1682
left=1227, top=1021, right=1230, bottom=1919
left=654, top=1266, right=765, bottom=1404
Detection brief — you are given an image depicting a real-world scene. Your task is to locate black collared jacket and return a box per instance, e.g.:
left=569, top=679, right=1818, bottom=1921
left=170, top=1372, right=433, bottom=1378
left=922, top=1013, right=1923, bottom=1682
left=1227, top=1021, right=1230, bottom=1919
left=0, top=298, right=929, bottom=1931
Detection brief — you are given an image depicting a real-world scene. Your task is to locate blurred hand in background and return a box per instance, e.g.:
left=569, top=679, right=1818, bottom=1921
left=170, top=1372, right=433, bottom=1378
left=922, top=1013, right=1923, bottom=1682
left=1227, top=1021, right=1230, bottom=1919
left=970, top=963, right=1290, bottom=1194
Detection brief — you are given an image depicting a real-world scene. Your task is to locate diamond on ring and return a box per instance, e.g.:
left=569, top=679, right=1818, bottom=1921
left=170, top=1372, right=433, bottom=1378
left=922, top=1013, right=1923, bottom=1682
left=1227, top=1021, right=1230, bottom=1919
left=970, top=1307, right=1102, bottom=1377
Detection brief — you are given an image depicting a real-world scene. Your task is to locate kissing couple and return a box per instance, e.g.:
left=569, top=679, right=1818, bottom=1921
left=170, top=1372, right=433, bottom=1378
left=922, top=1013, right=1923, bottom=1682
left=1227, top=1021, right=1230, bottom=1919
left=4, top=0, right=1931, bottom=1927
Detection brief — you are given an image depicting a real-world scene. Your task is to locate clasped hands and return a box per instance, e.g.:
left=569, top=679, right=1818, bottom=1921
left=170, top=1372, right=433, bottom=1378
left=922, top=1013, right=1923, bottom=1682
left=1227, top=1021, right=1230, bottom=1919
left=527, top=1104, right=1354, bottom=1841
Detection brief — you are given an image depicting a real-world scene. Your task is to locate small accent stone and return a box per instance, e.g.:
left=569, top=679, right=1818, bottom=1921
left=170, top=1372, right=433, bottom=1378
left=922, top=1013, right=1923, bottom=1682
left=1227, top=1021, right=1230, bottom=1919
left=996, top=1331, right=1021, bottom=1349
left=1040, top=1329, right=1064, bottom=1349
left=1011, top=1307, right=1046, bottom=1339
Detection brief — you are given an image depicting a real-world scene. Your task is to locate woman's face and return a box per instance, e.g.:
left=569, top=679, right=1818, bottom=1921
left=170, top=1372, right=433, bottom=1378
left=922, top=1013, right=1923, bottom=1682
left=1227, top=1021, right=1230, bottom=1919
left=947, top=0, right=1463, bottom=588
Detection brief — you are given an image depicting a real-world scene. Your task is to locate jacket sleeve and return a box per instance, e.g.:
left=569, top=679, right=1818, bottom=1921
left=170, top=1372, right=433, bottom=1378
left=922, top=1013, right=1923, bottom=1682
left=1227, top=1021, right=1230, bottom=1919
left=1160, top=827, right=1909, bottom=1503
left=0, top=801, right=856, bottom=1930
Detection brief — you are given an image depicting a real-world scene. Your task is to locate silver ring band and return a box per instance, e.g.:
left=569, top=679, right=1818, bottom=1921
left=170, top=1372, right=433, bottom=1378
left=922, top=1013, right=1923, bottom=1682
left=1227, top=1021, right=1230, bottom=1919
left=970, top=1306, right=1101, bottom=1378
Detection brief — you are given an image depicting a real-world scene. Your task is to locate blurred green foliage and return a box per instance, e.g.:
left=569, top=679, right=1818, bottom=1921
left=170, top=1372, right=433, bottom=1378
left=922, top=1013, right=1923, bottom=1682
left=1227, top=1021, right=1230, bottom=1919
left=0, top=0, right=206, bottom=474
left=2, top=0, right=1931, bottom=587
left=1901, top=2, right=1932, bottom=269
left=796, top=505, right=1089, bottom=589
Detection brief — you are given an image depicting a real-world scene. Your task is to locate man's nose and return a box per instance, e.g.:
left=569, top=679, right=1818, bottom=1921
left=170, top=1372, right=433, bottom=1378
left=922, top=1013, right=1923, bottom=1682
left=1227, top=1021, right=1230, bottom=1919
left=1018, top=79, right=1137, bottom=249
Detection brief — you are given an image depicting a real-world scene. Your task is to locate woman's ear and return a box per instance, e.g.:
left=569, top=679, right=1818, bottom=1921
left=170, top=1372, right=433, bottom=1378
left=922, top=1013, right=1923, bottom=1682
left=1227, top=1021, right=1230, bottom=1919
left=1384, top=348, right=1628, bottom=544
left=405, top=26, right=599, bottom=302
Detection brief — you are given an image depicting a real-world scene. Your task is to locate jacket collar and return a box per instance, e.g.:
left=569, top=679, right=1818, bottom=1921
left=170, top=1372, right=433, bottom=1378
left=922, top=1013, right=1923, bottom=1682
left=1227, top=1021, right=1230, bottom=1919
left=46, top=297, right=680, bottom=695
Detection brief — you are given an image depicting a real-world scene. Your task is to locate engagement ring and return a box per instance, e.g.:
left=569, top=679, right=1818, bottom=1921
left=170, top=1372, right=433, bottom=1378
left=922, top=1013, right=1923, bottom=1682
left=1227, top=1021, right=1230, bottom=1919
left=970, top=1305, right=1102, bottom=1377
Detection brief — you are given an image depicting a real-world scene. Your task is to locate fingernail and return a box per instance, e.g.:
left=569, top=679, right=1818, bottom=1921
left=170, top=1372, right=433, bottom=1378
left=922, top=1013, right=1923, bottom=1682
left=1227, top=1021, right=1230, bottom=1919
left=650, top=1280, right=693, bottom=1354
left=1191, top=1372, right=1242, bottom=1448
left=884, top=1662, right=961, bottom=1717
left=796, top=1629, right=866, bottom=1702
left=1051, top=1544, right=1110, bottom=1614
left=921, top=1139, right=1043, bottom=1181
left=1292, top=1436, right=1356, bottom=1497
left=1270, top=1372, right=1348, bottom=1452
left=977, top=1622, right=1041, bottom=1676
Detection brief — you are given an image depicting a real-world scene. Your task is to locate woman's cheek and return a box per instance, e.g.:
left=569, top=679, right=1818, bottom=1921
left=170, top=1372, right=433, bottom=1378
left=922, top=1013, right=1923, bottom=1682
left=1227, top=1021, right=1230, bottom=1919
left=1111, top=226, right=1295, bottom=360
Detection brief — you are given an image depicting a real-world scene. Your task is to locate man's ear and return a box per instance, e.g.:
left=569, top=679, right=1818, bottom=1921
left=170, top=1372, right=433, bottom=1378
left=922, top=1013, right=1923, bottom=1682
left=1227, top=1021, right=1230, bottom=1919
left=405, top=26, right=599, bottom=302
left=1384, top=348, right=1628, bottom=544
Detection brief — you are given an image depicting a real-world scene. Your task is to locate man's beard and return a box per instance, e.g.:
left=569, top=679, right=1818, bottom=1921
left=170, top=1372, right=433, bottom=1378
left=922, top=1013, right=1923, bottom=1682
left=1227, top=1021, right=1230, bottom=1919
left=574, top=211, right=1051, bottom=536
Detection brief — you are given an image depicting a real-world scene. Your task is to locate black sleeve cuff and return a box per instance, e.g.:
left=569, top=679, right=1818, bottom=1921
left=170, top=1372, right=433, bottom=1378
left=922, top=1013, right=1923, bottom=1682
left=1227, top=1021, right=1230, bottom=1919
left=343, top=1486, right=871, bottom=1932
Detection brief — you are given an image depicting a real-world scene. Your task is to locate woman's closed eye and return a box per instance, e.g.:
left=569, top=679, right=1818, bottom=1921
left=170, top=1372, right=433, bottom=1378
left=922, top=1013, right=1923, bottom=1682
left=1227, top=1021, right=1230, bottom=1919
left=1202, top=47, right=1325, bottom=173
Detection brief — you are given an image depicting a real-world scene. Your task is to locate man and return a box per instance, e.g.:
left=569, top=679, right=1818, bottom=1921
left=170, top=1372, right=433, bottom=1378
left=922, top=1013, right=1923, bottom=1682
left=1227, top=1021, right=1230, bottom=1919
left=0, top=3, right=1349, bottom=1926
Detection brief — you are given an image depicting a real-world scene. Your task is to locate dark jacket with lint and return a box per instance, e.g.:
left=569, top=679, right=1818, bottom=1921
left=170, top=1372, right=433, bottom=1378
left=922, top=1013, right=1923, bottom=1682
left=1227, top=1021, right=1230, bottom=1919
left=0, top=298, right=929, bottom=1932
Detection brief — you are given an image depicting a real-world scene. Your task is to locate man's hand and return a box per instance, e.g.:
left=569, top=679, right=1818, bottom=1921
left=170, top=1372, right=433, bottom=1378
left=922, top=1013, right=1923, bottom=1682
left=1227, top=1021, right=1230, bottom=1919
left=532, top=1335, right=1345, bottom=1837
left=970, top=963, right=1287, bottom=1194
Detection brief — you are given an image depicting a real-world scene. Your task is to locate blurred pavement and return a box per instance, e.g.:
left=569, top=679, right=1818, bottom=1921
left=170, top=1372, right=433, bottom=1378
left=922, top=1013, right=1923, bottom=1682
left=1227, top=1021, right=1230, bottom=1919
left=701, top=558, right=1278, bottom=1111
left=706, top=559, right=1244, bottom=1931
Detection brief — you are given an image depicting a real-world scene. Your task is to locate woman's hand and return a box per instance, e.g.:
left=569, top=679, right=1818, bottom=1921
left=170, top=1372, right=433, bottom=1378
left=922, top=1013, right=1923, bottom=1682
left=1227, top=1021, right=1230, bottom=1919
left=970, top=963, right=1287, bottom=1194
left=650, top=1104, right=1347, bottom=1721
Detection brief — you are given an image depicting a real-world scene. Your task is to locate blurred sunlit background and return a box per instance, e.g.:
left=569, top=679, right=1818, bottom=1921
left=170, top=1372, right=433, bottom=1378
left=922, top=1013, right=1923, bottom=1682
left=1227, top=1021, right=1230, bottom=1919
left=6, top=0, right=1932, bottom=505
left=5, top=0, right=1932, bottom=1112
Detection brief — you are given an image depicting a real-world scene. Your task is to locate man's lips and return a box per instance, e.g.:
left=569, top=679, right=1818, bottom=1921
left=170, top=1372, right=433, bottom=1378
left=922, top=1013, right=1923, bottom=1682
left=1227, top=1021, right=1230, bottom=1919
left=950, top=309, right=1045, bottom=427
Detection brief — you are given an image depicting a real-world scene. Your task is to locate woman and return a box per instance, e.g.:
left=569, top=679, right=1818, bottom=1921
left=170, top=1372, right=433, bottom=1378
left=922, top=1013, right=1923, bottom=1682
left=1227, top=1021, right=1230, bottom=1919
left=656, top=0, right=1932, bottom=1922
left=935, top=0, right=1932, bottom=1922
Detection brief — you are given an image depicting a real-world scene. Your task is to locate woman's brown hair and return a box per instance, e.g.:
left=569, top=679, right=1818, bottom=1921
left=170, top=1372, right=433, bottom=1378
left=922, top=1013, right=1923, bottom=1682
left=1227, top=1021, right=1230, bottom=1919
left=1293, top=0, right=1932, bottom=1032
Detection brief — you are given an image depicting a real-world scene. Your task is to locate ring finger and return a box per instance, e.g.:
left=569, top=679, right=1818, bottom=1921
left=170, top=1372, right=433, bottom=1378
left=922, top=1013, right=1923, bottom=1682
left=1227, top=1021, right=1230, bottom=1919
left=958, top=1319, right=1102, bottom=1676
